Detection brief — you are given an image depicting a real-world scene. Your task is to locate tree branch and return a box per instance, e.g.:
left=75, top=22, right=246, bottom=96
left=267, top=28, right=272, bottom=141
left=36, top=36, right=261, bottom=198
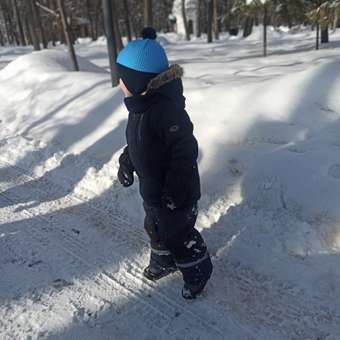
left=35, top=1, right=59, bottom=18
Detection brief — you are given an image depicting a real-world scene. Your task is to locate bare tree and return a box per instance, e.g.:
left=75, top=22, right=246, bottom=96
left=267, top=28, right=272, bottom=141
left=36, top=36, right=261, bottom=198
left=102, top=0, right=118, bottom=86
left=333, top=7, right=339, bottom=30
left=57, top=0, right=79, bottom=71
left=263, top=2, right=268, bottom=56
left=144, top=0, right=153, bottom=27
left=92, top=0, right=102, bottom=41
left=213, top=0, right=219, bottom=40
left=0, top=22, right=5, bottom=46
left=122, top=0, right=132, bottom=41
left=321, top=25, right=329, bottom=43
left=84, top=0, right=93, bottom=38
left=243, top=15, right=254, bottom=38
left=25, top=1, right=41, bottom=50
left=13, top=0, right=26, bottom=46
left=207, top=0, right=213, bottom=43
left=281, top=1, right=292, bottom=28
left=112, top=0, right=124, bottom=51
left=316, top=22, right=320, bottom=50
left=182, top=0, right=190, bottom=40
left=30, top=0, right=47, bottom=48
left=0, top=1, right=17, bottom=45
left=196, top=0, right=202, bottom=38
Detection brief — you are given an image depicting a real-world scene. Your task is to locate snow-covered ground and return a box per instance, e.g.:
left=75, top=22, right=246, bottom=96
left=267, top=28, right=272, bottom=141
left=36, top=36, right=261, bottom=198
left=1, top=27, right=340, bottom=339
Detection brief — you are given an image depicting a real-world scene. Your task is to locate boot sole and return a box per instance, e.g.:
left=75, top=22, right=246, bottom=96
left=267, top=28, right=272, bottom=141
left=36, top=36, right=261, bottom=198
left=143, top=266, right=178, bottom=281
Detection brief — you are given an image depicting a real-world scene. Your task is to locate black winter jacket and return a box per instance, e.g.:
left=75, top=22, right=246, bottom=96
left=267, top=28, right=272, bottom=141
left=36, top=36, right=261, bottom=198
left=120, top=64, right=201, bottom=209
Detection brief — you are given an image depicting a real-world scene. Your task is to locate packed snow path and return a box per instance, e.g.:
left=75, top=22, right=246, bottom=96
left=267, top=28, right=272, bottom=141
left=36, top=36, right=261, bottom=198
left=1, top=156, right=340, bottom=340
left=2, top=28, right=340, bottom=339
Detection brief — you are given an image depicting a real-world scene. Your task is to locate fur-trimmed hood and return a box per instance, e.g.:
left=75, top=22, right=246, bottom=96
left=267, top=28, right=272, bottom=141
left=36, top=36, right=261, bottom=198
left=124, top=64, right=185, bottom=114
left=146, top=64, right=184, bottom=92
left=146, top=64, right=185, bottom=109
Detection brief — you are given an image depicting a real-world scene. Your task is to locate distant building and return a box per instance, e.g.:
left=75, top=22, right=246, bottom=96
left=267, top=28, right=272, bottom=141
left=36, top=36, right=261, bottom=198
left=172, top=0, right=198, bottom=35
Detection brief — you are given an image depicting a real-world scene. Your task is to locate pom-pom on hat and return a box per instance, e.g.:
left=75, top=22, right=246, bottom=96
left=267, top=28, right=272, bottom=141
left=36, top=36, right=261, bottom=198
left=141, top=27, right=157, bottom=40
left=116, top=27, right=169, bottom=95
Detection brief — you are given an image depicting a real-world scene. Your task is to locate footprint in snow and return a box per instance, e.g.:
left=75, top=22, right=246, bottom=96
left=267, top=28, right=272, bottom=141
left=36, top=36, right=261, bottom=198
left=52, top=278, right=74, bottom=289
left=28, top=260, right=43, bottom=268
left=227, top=158, right=244, bottom=177
left=328, top=164, right=340, bottom=179
left=287, top=146, right=306, bottom=154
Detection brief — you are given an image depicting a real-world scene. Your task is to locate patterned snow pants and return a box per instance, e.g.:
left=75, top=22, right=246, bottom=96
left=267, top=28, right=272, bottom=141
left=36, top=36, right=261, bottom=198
left=143, top=202, right=213, bottom=285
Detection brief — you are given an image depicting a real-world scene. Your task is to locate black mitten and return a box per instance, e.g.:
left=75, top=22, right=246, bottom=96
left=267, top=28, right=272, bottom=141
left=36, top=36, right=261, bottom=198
left=118, top=147, right=134, bottom=187
left=118, top=166, right=134, bottom=187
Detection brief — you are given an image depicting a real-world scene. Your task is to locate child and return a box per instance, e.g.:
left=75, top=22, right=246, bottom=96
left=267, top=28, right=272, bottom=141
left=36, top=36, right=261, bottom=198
left=116, top=28, right=213, bottom=299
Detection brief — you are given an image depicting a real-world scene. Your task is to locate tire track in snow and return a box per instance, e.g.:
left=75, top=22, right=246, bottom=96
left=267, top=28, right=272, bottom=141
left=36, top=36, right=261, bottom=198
left=0, top=194, right=226, bottom=340
left=217, top=260, right=340, bottom=339
left=0, top=159, right=233, bottom=339
left=2, top=158, right=339, bottom=339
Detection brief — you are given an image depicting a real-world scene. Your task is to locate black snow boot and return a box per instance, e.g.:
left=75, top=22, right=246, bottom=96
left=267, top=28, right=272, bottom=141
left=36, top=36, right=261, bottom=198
left=182, top=280, right=208, bottom=300
left=143, top=251, right=178, bottom=281
left=180, top=251, right=213, bottom=300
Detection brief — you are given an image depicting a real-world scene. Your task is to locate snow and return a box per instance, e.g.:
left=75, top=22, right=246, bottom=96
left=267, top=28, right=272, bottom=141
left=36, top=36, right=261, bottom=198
left=1, top=27, right=340, bottom=339
left=0, top=45, right=33, bottom=71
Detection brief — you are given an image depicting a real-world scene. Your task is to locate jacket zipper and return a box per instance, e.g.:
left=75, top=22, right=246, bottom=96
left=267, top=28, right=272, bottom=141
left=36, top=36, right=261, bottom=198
left=137, top=113, right=144, bottom=143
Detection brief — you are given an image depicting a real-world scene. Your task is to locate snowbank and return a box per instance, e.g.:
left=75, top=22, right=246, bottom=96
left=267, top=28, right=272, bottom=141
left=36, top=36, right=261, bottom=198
left=245, top=25, right=285, bottom=42
left=236, top=60, right=340, bottom=223
left=0, top=49, right=106, bottom=79
left=0, top=49, right=135, bottom=219
left=2, top=30, right=340, bottom=338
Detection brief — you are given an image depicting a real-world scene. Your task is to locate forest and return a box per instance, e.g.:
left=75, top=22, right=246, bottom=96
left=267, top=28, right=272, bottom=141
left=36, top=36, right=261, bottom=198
left=0, top=0, right=339, bottom=49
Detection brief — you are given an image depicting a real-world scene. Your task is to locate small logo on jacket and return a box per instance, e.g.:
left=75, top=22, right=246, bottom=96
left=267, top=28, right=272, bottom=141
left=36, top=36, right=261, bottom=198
left=169, top=125, right=180, bottom=133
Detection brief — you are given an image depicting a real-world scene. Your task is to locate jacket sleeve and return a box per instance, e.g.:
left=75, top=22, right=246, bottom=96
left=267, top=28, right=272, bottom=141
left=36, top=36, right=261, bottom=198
left=151, top=103, right=199, bottom=208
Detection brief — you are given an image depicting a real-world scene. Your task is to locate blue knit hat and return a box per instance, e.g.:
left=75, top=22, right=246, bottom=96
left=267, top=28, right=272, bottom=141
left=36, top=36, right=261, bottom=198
left=117, top=27, right=169, bottom=95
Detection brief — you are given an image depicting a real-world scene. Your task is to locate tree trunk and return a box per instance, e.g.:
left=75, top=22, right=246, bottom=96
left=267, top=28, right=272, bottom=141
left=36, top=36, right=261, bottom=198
left=122, top=0, right=132, bottom=41
left=321, top=25, right=329, bottom=43
left=130, top=15, right=138, bottom=38
left=0, top=27, right=5, bottom=46
left=263, top=4, right=268, bottom=56
left=26, top=1, right=41, bottom=50
left=48, top=0, right=62, bottom=44
left=213, top=0, right=219, bottom=40
left=94, top=5, right=101, bottom=40
left=13, top=0, right=26, bottom=46
left=30, top=0, right=48, bottom=48
left=333, top=9, right=339, bottom=30
left=0, top=2, right=14, bottom=45
left=207, top=0, right=213, bottom=43
left=243, top=16, right=253, bottom=38
left=91, top=3, right=99, bottom=41
left=85, top=0, right=93, bottom=39
left=102, top=0, right=118, bottom=86
left=23, top=17, right=33, bottom=46
left=223, top=0, right=231, bottom=32
left=2, top=10, right=14, bottom=45
left=316, top=23, right=320, bottom=50
left=112, top=0, right=124, bottom=51
left=4, top=2, right=20, bottom=45
left=57, top=0, right=79, bottom=71
left=181, top=0, right=190, bottom=41
left=282, top=2, right=292, bottom=29
left=48, top=13, right=57, bottom=47
left=144, top=0, right=153, bottom=27
left=196, top=0, right=202, bottom=38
